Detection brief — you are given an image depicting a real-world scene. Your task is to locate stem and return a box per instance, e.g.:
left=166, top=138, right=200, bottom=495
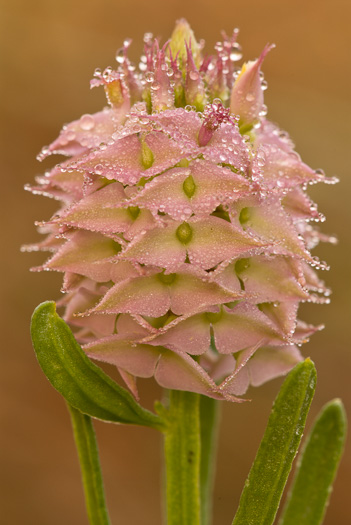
left=164, top=390, right=201, bottom=525
left=67, top=404, right=111, bottom=525
left=199, top=396, right=220, bottom=525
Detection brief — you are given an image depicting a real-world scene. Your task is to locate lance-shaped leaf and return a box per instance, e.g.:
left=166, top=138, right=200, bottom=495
left=279, top=399, right=347, bottom=525
left=232, top=359, right=316, bottom=525
left=30, top=301, right=164, bottom=430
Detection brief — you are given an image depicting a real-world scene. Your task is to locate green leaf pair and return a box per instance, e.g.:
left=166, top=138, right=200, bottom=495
left=232, top=360, right=347, bottom=525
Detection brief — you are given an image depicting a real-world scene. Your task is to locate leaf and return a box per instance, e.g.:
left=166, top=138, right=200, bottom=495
left=31, top=301, right=165, bottom=430
left=67, top=404, right=111, bottom=525
left=232, top=359, right=317, bottom=525
left=278, top=399, right=347, bottom=525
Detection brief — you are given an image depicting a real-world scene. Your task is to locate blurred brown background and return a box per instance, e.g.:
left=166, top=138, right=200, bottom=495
left=1, top=0, right=350, bottom=523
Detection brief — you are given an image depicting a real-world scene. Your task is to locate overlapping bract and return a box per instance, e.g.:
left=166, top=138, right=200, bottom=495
left=26, top=20, right=335, bottom=401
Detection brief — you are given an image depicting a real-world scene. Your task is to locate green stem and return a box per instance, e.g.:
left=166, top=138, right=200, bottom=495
left=68, top=404, right=111, bottom=525
left=199, top=396, right=220, bottom=525
left=164, top=390, right=201, bottom=525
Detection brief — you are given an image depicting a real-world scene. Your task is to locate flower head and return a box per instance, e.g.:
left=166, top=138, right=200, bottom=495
left=26, top=20, right=336, bottom=401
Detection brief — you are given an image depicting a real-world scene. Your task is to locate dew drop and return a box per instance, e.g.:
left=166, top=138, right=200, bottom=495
left=259, top=104, right=268, bottom=117
left=145, top=71, right=154, bottom=83
left=230, top=43, right=243, bottom=61
left=151, top=81, right=161, bottom=91
left=94, top=164, right=103, bottom=175
left=189, top=70, right=199, bottom=81
left=143, top=32, right=153, bottom=44
left=79, top=114, right=95, bottom=131
left=115, top=47, right=125, bottom=64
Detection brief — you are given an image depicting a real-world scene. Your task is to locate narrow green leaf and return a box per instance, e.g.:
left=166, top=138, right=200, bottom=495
left=67, top=404, right=111, bottom=525
left=199, top=395, right=220, bottom=525
left=31, top=301, right=164, bottom=430
left=232, top=359, right=317, bottom=525
left=279, top=399, right=347, bottom=525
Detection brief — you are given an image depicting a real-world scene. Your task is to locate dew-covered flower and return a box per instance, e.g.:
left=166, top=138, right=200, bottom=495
left=25, top=20, right=337, bottom=401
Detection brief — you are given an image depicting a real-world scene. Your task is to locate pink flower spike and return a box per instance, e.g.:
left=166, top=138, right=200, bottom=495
left=27, top=20, right=335, bottom=402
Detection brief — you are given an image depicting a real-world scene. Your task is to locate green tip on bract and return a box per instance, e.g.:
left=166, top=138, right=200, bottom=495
left=141, top=137, right=154, bottom=169
left=176, top=222, right=193, bottom=244
left=169, top=19, right=201, bottom=68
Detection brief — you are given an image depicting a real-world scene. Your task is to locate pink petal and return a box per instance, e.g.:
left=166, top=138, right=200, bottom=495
left=236, top=196, right=314, bottom=263
left=44, top=230, right=122, bottom=281
left=213, top=303, right=285, bottom=354
left=145, top=313, right=210, bottom=355
left=169, top=268, right=242, bottom=315
left=202, top=123, right=250, bottom=173
left=248, top=345, right=303, bottom=386
left=234, top=255, right=310, bottom=302
left=200, top=351, right=236, bottom=382
left=39, top=108, right=120, bottom=160
left=218, top=344, right=260, bottom=395
left=230, top=44, right=274, bottom=126
left=258, top=301, right=298, bottom=337
left=211, top=262, right=243, bottom=294
left=91, top=274, right=171, bottom=317
left=70, top=134, right=143, bottom=184
left=147, top=109, right=202, bottom=149
left=143, top=131, right=195, bottom=177
left=282, top=187, right=321, bottom=221
left=254, top=121, right=327, bottom=189
left=131, top=159, right=251, bottom=220
left=41, top=165, right=85, bottom=201
left=154, top=349, right=230, bottom=399
left=58, top=182, right=127, bottom=233
left=85, top=336, right=162, bottom=377
left=118, top=368, right=139, bottom=400
left=119, top=223, right=186, bottom=268
left=187, top=217, right=271, bottom=270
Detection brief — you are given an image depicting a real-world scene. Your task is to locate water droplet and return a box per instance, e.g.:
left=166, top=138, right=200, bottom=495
left=115, top=47, right=125, bottom=64
left=245, top=93, right=255, bottom=102
left=151, top=81, right=160, bottom=91
left=143, top=32, right=153, bottom=44
left=94, top=164, right=103, bottom=175
left=79, top=114, right=95, bottom=131
left=145, top=71, right=154, bottom=83
left=259, top=104, right=268, bottom=117
left=189, top=70, right=199, bottom=81
left=230, top=43, right=243, bottom=61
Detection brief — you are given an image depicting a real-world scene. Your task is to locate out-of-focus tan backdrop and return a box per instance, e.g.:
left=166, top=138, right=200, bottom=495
left=1, top=0, right=350, bottom=523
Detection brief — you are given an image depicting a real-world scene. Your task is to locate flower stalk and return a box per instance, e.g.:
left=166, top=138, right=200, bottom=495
left=164, top=390, right=201, bottom=525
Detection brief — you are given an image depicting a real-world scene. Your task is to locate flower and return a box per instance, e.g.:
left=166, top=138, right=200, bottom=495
left=25, top=20, right=337, bottom=401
